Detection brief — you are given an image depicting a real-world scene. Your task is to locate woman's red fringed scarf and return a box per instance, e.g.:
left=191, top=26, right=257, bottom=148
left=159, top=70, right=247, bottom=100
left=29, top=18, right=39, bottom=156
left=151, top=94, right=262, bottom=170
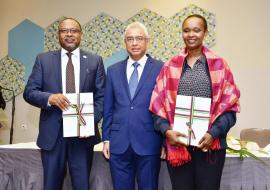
left=149, top=47, right=240, bottom=166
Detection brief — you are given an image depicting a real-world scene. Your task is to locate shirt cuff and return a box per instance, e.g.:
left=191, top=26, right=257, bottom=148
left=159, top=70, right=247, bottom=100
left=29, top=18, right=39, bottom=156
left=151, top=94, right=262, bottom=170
left=160, top=124, right=170, bottom=136
left=207, top=126, right=221, bottom=139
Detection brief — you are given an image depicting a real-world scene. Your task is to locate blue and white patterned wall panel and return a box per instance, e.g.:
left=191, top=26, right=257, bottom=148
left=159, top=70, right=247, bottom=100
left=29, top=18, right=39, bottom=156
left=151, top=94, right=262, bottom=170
left=44, top=17, right=66, bottom=52
left=103, top=49, right=128, bottom=70
left=2, top=4, right=216, bottom=102
left=126, top=9, right=171, bottom=62
left=0, top=56, right=25, bottom=101
left=81, top=13, right=124, bottom=58
left=1, top=19, right=43, bottom=100
left=169, top=4, right=216, bottom=51
left=8, top=19, right=44, bottom=81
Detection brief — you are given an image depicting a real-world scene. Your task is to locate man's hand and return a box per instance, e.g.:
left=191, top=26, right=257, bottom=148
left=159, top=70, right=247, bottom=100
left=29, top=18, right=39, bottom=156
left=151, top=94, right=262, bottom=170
left=197, top=133, right=214, bottom=152
left=160, top=146, right=166, bottom=160
left=103, top=142, right=110, bottom=159
left=48, top=94, right=70, bottom=111
left=165, top=130, right=187, bottom=146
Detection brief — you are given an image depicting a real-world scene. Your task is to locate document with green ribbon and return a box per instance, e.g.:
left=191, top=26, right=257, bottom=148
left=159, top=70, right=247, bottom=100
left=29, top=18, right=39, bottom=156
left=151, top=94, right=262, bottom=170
left=173, top=95, right=211, bottom=146
left=63, top=93, right=94, bottom=137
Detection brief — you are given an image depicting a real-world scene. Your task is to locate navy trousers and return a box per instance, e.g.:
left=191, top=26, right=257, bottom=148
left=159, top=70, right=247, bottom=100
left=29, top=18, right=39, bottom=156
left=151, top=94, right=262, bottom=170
left=110, top=145, right=161, bottom=190
left=41, top=130, right=94, bottom=190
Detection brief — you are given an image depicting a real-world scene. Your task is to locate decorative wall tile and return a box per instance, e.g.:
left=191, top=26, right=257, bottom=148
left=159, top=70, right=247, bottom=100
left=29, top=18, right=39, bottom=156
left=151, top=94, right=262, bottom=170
left=3, top=4, right=216, bottom=102
left=8, top=19, right=44, bottom=80
left=169, top=4, right=216, bottom=51
left=0, top=56, right=25, bottom=101
left=126, top=9, right=172, bottom=62
left=103, top=49, right=128, bottom=70
left=44, top=17, right=66, bottom=51
left=81, top=13, right=124, bottom=57
left=43, top=4, right=215, bottom=62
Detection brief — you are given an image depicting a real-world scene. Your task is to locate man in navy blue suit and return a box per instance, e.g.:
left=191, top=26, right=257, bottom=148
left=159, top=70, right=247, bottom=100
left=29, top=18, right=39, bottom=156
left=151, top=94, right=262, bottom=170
left=23, top=18, right=105, bottom=190
left=102, top=22, right=165, bottom=190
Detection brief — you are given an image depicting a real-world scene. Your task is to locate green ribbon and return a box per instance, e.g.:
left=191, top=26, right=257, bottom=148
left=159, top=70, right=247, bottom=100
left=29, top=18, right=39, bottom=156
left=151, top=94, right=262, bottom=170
left=70, top=104, right=86, bottom=127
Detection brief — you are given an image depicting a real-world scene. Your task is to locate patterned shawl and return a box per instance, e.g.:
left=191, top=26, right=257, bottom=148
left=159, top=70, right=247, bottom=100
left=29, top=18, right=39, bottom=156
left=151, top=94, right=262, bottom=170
left=149, top=46, right=240, bottom=166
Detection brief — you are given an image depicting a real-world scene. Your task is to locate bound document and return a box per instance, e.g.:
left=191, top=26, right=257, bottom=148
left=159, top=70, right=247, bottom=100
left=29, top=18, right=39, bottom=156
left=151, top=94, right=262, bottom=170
left=173, top=95, right=211, bottom=146
left=63, top=93, right=95, bottom=137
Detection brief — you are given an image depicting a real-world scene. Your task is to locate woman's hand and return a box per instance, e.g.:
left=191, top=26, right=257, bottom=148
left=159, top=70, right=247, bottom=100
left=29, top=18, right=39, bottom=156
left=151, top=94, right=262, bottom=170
left=197, top=133, right=214, bottom=152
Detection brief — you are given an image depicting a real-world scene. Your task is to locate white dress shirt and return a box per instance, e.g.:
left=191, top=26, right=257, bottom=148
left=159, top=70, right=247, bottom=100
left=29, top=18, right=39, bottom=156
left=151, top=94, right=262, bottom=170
left=61, top=48, right=80, bottom=93
left=126, top=54, right=148, bottom=83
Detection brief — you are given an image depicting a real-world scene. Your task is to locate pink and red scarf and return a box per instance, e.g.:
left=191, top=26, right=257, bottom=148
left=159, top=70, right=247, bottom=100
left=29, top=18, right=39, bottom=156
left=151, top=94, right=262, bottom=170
left=149, top=47, right=240, bottom=166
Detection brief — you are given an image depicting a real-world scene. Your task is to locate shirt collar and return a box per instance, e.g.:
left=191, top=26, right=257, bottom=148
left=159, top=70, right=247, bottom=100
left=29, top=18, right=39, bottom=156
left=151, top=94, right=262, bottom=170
left=127, top=54, right=148, bottom=69
left=61, top=48, right=80, bottom=58
left=184, top=55, right=206, bottom=69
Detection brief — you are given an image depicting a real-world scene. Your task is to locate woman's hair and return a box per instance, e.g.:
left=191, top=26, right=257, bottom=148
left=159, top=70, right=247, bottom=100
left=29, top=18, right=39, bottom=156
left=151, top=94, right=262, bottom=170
left=182, top=14, right=208, bottom=31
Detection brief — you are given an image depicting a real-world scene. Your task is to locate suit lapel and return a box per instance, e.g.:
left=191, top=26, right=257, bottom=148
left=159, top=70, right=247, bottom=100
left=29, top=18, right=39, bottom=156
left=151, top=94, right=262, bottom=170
left=53, top=50, right=62, bottom=93
left=132, top=56, right=153, bottom=100
left=118, top=59, right=131, bottom=100
left=79, top=50, right=87, bottom=92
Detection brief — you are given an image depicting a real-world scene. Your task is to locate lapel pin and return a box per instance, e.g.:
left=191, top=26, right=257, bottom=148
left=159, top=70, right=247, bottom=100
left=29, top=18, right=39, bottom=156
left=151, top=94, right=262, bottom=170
left=83, top=55, right=87, bottom=59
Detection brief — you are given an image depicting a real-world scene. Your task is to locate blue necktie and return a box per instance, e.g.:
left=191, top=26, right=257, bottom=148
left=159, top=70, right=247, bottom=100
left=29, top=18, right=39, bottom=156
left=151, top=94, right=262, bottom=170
left=129, top=62, right=139, bottom=99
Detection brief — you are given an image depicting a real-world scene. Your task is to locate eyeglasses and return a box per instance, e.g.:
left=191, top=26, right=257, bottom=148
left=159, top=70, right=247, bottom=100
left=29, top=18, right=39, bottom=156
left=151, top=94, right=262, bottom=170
left=59, top=28, right=81, bottom=34
left=125, top=36, right=148, bottom=44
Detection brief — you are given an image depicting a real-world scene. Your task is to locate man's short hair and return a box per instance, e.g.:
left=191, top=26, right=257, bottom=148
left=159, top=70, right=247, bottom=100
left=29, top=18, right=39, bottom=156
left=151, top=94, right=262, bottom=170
left=58, top=17, right=82, bottom=31
left=124, top=22, right=149, bottom=39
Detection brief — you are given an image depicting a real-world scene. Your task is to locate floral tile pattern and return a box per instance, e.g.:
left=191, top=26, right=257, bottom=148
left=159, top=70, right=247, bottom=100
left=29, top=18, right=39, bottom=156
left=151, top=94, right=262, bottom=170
left=2, top=4, right=215, bottom=102
left=44, top=16, right=66, bottom=51
left=81, top=13, right=124, bottom=58
left=44, top=4, right=215, bottom=62
left=126, top=9, right=172, bottom=62
left=0, top=56, right=25, bottom=101
left=169, top=4, right=216, bottom=54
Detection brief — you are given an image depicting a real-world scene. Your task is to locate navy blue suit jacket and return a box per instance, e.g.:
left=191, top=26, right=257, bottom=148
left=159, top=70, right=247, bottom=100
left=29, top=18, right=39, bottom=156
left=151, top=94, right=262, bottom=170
left=23, top=49, right=105, bottom=151
left=102, top=55, right=163, bottom=155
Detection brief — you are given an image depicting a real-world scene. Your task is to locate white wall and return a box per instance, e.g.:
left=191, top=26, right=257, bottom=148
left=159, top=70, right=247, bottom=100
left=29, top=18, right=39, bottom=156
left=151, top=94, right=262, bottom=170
left=1, top=0, right=270, bottom=144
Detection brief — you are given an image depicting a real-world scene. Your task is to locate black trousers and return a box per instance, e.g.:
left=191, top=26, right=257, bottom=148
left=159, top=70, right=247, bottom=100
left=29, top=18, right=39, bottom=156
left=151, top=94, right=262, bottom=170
left=167, top=146, right=226, bottom=190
